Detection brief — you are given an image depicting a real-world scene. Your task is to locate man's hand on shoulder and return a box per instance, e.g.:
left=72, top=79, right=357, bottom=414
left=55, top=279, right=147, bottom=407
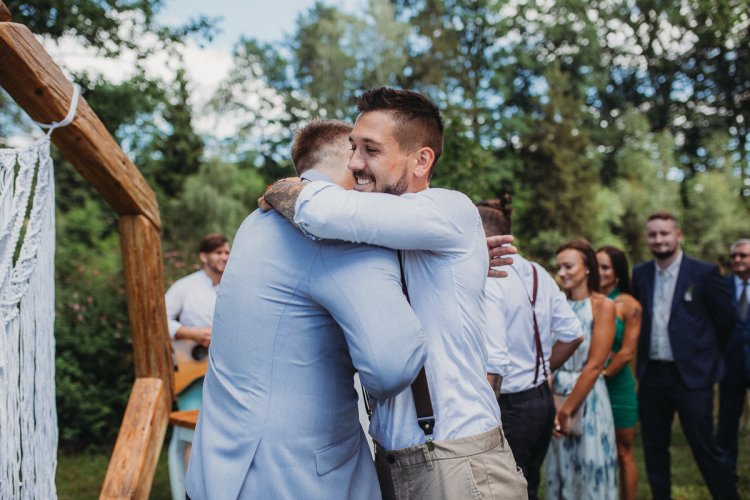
left=260, top=177, right=305, bottom=222
left=487, top=234, right=516, bottom=278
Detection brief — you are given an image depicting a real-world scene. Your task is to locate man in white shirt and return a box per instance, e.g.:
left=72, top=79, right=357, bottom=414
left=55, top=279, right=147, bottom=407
left=165, top=233, right=229, bottom=409
left=477, top=199, right=582, bottom=500
left=264, top=87, right=527, bottom=499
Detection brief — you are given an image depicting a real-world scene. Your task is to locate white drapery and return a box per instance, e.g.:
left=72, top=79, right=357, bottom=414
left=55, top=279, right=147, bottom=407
left=0, top=135, right=57, bottom=499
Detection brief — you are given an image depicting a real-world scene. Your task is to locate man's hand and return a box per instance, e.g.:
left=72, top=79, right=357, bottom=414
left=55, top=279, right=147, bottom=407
left=262, top=177, right=306, bottom=222
left=175, top=326, right=212, bottom=347
left=193, top=327, right=212, bottom=347
left=487, top=234, right=516, bottom=278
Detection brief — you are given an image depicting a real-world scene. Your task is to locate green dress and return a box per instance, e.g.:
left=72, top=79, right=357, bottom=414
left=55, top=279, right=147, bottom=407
left=605, top=289, right=639, bottom=429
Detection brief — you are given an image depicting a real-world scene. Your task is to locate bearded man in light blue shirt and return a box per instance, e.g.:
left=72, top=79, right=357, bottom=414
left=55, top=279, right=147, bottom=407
left=185, top=120, right=426, bottom=500
left=264, top=87, right=527, bottom=500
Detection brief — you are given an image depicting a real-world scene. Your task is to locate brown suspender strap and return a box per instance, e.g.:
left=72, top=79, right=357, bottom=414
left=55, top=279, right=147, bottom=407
left=398, top=251, right=435, bottom=438
left=530, top=266, right=548, bottom=384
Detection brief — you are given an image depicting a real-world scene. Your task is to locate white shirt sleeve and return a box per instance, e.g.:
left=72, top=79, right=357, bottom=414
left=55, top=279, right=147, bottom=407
left=294, top=181, right=471, bottom=253
left=484, top=277, right=511, bottom=377
left=164, top=283, right=183, bottom=338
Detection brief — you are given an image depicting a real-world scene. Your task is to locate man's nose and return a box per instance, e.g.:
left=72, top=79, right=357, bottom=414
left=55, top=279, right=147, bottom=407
left=348, top=149, right=364, bottom=171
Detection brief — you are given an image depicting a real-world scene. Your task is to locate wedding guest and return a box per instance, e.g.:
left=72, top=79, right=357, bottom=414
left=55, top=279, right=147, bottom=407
left=546, top=238, right=617, bottom=499
left=597, top=245, right=642, bottom=500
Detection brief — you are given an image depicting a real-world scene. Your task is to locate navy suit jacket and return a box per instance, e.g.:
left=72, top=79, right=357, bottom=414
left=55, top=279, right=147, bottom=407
left=632, top=255, right=735, bottom=389
left=723, top=276, right=750, bottom=384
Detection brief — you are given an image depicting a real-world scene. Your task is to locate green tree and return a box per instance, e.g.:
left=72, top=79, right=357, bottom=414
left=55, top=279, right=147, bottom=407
left=609, top=108, right=682, bottom=262
left=514, top=66, right=604, bottom=262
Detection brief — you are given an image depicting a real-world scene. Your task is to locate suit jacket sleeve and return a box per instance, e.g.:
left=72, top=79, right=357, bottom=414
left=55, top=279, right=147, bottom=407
left=705, top=265, right=736, bottom=348
left=315, top=245, right=427, bottom=399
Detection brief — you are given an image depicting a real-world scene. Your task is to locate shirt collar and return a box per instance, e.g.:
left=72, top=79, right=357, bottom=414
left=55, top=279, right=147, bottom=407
left=736, top=275, right=749, bottom=287
left=301, top=169, right=333, bottom=183
left=658, top=250, right=683, bottom=277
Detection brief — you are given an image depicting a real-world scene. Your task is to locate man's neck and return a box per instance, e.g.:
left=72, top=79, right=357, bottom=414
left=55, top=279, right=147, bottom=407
left=655, top=249, right=682, bottom=271
left=736, top=271, right=750, bottom=283
left=203, top=268, right=221, bottom=286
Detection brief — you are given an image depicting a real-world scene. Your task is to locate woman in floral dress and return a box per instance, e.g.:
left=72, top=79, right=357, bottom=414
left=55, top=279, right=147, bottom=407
left=546, top=239, right=618, bottom=499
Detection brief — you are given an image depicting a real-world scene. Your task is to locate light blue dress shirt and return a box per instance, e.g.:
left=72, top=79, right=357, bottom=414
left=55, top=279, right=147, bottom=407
left=185, top=170, right=426, bottom=500
left=650, top=251, right=683, bottom=361
left=295, top=181, right=501, bottom=450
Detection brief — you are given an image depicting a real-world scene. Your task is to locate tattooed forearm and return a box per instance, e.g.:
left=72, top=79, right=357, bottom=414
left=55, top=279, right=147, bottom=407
left=264, top=179, right=307, bottom=224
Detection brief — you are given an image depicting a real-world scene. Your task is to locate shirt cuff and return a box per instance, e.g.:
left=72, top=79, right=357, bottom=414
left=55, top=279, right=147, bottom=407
left=294, top=180, right=337, bottom=241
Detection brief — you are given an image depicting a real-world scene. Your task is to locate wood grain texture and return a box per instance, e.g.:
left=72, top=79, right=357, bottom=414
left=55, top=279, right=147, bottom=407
left=100, top=378, right=170, bottom=500
left=0, top=22, right=160, bottom=228
left=119, top=215, right=174, bottom=401
left=0, top=2, right=11, bottom=22
left=169, top=409, right=199, bottom=430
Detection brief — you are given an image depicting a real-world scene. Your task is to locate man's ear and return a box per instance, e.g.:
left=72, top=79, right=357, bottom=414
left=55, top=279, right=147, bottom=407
left=413, top=147, right=435, bottom=179
left=199, top=252, right=208, bottom=265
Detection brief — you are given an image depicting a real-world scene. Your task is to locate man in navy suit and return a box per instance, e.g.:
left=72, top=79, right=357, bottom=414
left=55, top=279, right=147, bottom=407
left=716, top=239, right=750, bottom=474
left=632, top=212, right=738, bottom=500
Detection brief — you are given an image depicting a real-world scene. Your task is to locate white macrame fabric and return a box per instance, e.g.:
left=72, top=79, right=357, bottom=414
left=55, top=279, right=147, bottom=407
left=0, top=136, right=57, bottom=499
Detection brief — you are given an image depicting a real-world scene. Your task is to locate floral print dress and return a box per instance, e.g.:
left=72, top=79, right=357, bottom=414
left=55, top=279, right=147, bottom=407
left=545, top=298, right=618, bottom=499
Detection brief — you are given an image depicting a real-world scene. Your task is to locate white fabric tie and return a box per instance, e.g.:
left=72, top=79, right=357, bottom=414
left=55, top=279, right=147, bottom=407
left=33, top=84, right=81, bottom=136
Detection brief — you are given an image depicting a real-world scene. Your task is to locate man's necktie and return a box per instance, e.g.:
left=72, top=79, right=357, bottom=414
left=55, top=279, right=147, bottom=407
left=739, top=281, right=749, bottom=323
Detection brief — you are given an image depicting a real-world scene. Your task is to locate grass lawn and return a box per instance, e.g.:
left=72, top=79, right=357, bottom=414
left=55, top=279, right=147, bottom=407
left=58, top=422, right=749, bottom=499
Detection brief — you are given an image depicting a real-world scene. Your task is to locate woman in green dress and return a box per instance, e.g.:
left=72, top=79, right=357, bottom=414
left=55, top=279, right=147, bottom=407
left=597, top=246, right=642, bottom=500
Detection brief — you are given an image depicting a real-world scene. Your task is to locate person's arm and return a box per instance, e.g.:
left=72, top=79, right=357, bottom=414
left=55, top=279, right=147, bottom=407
left=602, top=295, right=641, bottom=378
left=705, top=266, right=737, bottom=349
left=266, top=180, right=471, bottom=251
left=315, top=246, right=427, bottom=399
left=165, top=281, right=212, bottom=346
left=549, top=338, right=583, bottom=372
left=174, top=326, right=212, bottom=347
left=554, top=295, right=615, bottom=436
left=484, top=279, right=511, bottom=396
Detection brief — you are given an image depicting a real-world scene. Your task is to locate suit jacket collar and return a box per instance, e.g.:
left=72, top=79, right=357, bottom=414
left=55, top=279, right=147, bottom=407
left=670, top=256, right=692, bottom=317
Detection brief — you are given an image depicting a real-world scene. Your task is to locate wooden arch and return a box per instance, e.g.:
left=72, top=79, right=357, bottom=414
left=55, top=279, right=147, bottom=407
left=0, top=2, right=174, bottom=498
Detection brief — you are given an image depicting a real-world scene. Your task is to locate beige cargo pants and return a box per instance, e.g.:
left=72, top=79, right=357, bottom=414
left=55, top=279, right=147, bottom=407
left=375, top=426, right=528, bottom=500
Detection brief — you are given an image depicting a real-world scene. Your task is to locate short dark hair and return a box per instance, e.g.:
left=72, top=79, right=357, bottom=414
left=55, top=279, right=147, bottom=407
left=647, top=211, right=679, bottom=227
left=291, top=120, right=353, bottom=175
left=597, top=245, right=632, bottom=294
left=556, top=238, right=600, bottom=293
left=476, top=194, right=513, bottom=237
left=199, top=233, right=229, bottom=254
left=356, top=87, right=444, bottom=178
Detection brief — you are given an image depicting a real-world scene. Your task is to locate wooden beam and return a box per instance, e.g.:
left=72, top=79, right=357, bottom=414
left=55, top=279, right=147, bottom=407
left=0, top=22, right=161, bottom=229
left=119, top=215, right=174, bottom=401
left=0, top=2, right=11, bottom=22
left=100, top=377, right=170, bottom=500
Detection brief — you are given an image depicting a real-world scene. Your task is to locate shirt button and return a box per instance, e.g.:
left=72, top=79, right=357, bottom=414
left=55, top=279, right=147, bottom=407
left=387, top=454, right=395, bottom=464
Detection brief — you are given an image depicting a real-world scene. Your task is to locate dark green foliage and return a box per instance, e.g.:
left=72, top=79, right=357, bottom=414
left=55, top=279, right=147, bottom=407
left=55, top=200, right=132, bottom=449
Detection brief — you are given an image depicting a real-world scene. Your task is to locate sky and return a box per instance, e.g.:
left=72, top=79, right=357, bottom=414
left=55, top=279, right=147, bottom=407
left=33, top=0, right=365, bottom=139
left=159, top=0, right=365, bottom=50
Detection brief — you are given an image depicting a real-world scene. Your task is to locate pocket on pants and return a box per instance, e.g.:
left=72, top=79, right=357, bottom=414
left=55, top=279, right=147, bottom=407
left=469, top=448, right=527, bottom=499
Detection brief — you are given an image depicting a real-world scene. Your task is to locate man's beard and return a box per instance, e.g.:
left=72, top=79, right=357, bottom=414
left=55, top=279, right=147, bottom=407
left=380, top=167, right=409, bottom=196
left=651, top=247, right=677, bottom=260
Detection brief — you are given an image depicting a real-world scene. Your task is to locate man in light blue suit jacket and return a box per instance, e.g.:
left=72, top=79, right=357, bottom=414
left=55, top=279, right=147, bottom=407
left=184, top=121, right=426, bottom=500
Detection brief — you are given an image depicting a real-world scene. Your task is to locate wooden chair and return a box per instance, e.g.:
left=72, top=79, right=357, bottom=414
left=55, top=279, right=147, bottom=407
left=167, top=410, right=199, bottom=500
